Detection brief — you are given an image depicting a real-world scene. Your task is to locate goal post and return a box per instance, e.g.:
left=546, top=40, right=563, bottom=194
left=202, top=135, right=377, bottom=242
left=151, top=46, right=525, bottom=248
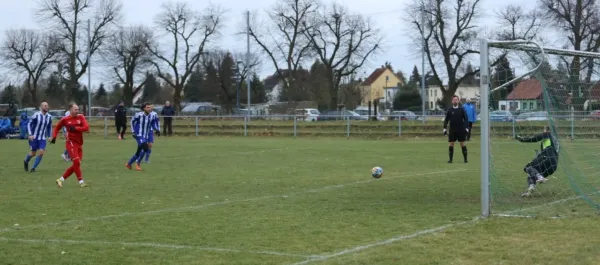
left=479, top=39, right=600, bottom=218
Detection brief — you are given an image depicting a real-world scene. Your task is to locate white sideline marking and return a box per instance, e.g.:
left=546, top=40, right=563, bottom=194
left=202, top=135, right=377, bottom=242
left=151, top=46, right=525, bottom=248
left=0, top=237, right=320, bottom=258
left=288, top=192, right=592, bottom=265
left=0, top=169, right=468, bottom=233
left=289, top=219, right=480, bottom=265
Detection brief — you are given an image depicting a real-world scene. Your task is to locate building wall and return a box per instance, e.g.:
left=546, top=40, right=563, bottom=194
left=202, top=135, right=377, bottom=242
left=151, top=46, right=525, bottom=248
left=361, top=68, right=402, bottom=105
left=427, top=85, right=480, bottom=110
left=498, top=99, right=542, bottom=111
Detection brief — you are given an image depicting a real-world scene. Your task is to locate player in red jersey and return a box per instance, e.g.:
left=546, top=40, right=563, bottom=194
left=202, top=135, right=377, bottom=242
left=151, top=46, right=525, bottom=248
left=50, top=103, right=90, bottom=188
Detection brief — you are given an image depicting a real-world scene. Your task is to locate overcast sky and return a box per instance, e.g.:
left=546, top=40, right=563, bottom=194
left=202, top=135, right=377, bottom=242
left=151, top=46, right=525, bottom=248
left=0, top=0, right=542, bottom=90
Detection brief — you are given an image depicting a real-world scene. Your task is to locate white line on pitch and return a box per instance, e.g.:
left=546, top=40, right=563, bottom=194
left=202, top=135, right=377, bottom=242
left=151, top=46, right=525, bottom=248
left=0, top=237, right=320, bottom=258
left=288, top=189, right=591, bottom=265
left=0, top=169, right=467, bottom=233
left=288, top=219, right=480, bottom=265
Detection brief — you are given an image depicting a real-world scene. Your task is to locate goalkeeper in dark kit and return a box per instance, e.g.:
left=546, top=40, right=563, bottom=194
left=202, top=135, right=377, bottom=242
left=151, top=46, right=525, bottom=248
left=517, top=126, right=559, bottom=197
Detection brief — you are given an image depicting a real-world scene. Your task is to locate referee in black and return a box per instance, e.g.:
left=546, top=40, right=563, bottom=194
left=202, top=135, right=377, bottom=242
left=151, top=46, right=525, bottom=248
left=443, top=95, right=469, bottom=163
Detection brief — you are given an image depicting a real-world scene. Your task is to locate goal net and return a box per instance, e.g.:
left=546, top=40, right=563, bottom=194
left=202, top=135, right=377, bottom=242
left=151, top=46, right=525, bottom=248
left=480, top=40, right=600, bottom=218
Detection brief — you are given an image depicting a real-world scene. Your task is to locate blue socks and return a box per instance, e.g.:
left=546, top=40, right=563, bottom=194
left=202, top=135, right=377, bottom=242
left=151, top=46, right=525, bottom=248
left=136, top=151, right=145, bottom=164
left=63, top=150, right=69, bottom=156
left=144, top=149, right=151, bottom=162
left=32, top=155, right=43, bottom=169
left=128, top=155, right=138, bottom=166
left=24, top=154, right=33, bottom=163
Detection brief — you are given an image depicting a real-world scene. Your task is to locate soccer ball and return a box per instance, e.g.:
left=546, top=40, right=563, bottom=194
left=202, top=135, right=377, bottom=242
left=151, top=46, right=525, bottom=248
left=371, top=166, right=383, bottom=179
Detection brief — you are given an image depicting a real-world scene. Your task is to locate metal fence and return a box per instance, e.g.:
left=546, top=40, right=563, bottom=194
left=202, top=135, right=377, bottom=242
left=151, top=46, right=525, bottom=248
left=86, top=113, right=600, bottom=139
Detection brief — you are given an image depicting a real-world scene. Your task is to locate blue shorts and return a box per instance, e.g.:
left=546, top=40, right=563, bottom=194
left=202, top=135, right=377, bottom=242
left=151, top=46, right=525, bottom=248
left=29, top=139, right=47, bottom=151
left=148, top=131, right=154, bottom=143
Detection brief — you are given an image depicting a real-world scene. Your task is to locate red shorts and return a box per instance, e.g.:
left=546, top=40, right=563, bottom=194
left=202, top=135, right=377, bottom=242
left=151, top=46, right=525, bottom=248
left=66, top=141, right=83, bottom=161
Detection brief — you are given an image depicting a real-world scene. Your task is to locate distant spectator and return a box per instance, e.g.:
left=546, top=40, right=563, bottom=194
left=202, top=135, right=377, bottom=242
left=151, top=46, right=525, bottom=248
left=160, top=101, right=174, bottom=136
left=19, top=111, right=29, bottom=139
left=4, top=102, right=17, bottom=126
left=114, top=101, right=128, bottom=140
left=463, top=98, right=477, bottom=141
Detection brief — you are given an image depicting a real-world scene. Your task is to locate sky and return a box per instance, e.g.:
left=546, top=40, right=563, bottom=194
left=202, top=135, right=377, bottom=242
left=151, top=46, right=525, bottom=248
left=0, top=0, right=542, bottom=91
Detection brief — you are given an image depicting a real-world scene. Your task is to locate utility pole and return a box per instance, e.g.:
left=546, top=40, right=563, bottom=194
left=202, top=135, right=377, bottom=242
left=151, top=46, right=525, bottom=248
left=87, top=19, right=92, bottom=117
left=420, top=4, right=426, bottom=123
left=246, top=10, right=251, bottom=120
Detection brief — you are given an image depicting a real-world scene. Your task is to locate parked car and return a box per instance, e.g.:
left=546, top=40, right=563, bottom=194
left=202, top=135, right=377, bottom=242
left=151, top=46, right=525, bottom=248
left=515, top=112, right=534, bottom=122
left=353, top=107, right=385, bottom=121
left=318, top=110, right=366, bottom=121
left=525, top=111, right=548, bottom=121
left=181, top=103, right=221, bottom=115
left=295, top=108, right=320, bottom=121
left=390, top=110, right=420, bottom=121
left=589, top=110, right=600, bottom=120
left=490, top=110, right=513, bottom=122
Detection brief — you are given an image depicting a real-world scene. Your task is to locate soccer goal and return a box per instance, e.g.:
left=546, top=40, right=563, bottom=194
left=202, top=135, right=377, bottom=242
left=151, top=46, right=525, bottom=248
left=479, top=39, right=600, bottom=218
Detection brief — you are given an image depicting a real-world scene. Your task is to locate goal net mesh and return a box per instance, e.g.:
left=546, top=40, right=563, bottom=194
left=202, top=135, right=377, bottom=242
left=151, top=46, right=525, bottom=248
left=486, top=43, right=600, bottom=217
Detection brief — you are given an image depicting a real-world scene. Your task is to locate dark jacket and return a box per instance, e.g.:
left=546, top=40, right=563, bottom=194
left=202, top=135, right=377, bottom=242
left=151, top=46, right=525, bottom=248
left=518, top=131, right=559, bottom=158
left=161, top=106, right=175, bottom=118
left=114, top=105, right=127, bottom=123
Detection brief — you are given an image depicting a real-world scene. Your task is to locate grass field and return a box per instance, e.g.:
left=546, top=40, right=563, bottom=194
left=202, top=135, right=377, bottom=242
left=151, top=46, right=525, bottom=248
left=0, top=137, right=599, bottom=265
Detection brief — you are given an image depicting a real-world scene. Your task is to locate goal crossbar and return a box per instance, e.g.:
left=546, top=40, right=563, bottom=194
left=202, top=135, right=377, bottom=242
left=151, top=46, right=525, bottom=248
left=489, top=40, right=600, bottom=58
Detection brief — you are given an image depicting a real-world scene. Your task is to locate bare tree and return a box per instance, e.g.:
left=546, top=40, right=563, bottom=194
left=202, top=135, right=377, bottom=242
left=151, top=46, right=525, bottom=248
left=103, top=26, right=154, bottom=106
left=303, top=3, right=381, bottom=109
left=248, top=0, right=317, bottom=104
left=495, top=5, right=543, bottom=41
left=408, top=0, right=486, bottom=108
left=1, top=29, right=61, bottom=105
left=539, top=0, right=600, bottom=83
left=146, top=1, right=223, bottom=111
left=232, top=51, right=261, bottom=87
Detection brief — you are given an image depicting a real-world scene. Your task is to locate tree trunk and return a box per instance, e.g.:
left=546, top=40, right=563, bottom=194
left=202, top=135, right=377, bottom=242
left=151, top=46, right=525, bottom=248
left=123, top=83, right=134, bottom=107
left=173, top=84, right=183, bottom=113
left=30, top=88, right=38, bottom=107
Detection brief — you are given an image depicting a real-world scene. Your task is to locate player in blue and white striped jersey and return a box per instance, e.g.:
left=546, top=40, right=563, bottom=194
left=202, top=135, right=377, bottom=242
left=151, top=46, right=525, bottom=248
left=24, top=102, right=52, bottom=172
left=137, top=106, right=160, bottom=164
left=126, top=103, right=160, bottom=170
left=61, top=110, right=71, bottom=162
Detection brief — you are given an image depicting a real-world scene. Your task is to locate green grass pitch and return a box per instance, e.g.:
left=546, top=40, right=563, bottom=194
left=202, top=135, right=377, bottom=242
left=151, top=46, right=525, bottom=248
left=0, top=137, right=598, bottom=265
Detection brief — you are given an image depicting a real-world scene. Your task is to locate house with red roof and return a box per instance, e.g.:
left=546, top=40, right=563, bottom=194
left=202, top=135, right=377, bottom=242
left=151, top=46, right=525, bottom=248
left=499, top=79, right=544, bottom=111
left=360, top=67, right=403, bottom=106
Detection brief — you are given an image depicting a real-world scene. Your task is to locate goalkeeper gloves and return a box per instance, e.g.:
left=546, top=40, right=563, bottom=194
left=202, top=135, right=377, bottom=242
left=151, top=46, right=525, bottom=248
left=155, top=131, right=161, bottom=137
left=50, top=137, right=56, bottom=144
left=443, top=128, right=447, bottom=135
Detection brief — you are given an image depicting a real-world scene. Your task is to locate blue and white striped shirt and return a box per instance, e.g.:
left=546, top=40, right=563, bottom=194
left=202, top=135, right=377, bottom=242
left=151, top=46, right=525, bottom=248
left=28, top=111, right=52, bottom=140
left=131, top=111, right=159, bottom=139
left=150, top=111, right=160, bottom=131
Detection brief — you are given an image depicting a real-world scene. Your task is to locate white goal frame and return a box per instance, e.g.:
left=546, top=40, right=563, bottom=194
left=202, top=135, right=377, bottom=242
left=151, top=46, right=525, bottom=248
left=478, top=39, right=600, bottom=218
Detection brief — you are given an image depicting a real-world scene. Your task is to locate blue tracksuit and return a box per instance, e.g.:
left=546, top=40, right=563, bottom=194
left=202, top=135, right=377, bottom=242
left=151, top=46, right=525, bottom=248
left=463, top=103, right=477, bottom=123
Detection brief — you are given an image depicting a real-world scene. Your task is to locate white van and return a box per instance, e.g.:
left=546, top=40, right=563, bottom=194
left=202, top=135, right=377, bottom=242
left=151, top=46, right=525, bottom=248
left=295, top=108, right=320, bottom=121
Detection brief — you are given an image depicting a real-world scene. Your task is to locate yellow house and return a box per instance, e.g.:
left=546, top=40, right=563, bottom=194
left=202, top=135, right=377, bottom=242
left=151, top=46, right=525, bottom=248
left=360, top=67, right=403, bottom=106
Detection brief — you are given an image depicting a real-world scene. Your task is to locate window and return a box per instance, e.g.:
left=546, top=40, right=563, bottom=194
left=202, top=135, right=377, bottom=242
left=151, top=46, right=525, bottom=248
left=529, top=102, right=534, bottom=109
left=523, top=103, right=528, bottom=110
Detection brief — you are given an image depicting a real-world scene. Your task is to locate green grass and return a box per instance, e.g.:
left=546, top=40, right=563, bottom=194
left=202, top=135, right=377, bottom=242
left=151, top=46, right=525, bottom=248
left=84, top=116, right=600, bottom=138
left=0, top=137, right=598, bottom=265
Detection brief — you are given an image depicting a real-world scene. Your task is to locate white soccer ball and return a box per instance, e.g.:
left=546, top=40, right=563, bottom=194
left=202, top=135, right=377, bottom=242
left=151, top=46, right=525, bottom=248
left=371, top=166, right=383, bottom=179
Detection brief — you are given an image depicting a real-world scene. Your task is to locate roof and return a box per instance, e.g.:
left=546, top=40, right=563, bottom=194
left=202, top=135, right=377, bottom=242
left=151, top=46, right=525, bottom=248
left=361, top=67, right=402, bottom=86
left=506, top=79, right=542, bottom=100
left=590, top=82, right=600, bottom=100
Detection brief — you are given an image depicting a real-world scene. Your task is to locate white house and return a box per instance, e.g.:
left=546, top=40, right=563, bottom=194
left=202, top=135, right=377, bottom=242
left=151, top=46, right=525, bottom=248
left=427, top=85, right=480, bottom=110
